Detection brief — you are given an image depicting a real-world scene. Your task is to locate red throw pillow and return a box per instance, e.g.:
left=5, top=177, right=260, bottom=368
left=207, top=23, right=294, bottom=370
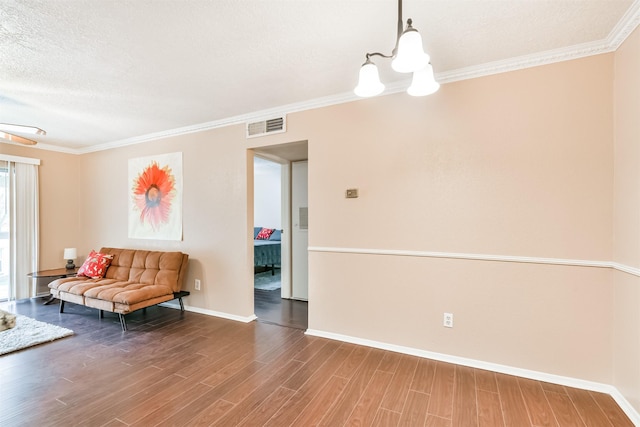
left=77, top=250, right=114, bottom=279
left=256, top=228, right=274, bottom=240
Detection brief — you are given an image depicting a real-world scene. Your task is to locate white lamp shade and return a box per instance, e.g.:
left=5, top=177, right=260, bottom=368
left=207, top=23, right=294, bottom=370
left=392, top=29, right=429, bottom=73
left=407, top=64, right=440, bottom=96
left=63, top=248, right=77, bottom=260
left=354, top=61, right=385, bottom=97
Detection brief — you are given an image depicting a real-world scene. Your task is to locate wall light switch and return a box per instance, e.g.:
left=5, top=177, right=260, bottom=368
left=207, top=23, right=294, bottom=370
left=346, top=188, right=359, bottom=198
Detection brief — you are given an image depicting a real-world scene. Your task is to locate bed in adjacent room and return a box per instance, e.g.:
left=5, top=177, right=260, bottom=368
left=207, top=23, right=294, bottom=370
left=254, top=227, right=281, bottom=275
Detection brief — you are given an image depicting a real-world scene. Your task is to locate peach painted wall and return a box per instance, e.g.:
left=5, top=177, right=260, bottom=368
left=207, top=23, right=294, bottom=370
left=308, top=57, right=612, bottom=260
left=0, top=144, right=81, bottom=270
left=613, top=26, right=640, bottom=412
left=78, top=126, right=256, bottom=318
left=306, top=54, right=614, bottom=383
left=75, top=53, right=617, bottom=386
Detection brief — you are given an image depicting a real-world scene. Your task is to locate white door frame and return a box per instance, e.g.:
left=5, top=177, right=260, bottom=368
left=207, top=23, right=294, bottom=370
left=250, top=143, right=308, bottom=305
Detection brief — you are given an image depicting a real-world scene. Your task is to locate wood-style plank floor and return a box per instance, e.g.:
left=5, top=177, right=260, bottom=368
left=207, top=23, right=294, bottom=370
left=254, top=288, right=308, bottom=330
left=0, top=297, right=634, bottom=427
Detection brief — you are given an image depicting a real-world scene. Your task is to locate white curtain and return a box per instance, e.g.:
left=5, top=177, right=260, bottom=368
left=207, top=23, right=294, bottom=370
left=8, top=161, right=39, bottom=300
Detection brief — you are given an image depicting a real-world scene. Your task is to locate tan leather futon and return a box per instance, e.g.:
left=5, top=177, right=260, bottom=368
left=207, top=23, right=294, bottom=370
left=49, top=247, right=189, bottom=330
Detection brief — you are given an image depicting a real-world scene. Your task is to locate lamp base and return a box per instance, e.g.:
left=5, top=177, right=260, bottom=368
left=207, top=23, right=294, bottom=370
left=65, top=260, right=76, bottom=270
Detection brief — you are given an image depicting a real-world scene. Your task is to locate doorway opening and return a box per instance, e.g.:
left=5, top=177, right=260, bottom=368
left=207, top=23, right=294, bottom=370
left=251, top=141, right=308, bottom=330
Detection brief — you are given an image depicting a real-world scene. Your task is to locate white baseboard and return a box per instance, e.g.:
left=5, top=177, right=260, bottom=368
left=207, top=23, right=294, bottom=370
left=305, top=328, right=640, bottom=425
left=158, top=299, right=640, bottom=424
left=159, top=301, right=257, bottom=323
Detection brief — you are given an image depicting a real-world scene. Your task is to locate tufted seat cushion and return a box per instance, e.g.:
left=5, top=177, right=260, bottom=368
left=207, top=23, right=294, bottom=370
left=101, top=248, right=186, bottom=292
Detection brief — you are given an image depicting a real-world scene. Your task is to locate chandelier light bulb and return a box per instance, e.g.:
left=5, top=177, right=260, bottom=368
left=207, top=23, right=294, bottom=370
left=391, top=22, right=429, bottom=73
left=354, top=59, right=385, bottom=97
left=354, top=1, right=438, bottom=98
left=407, top=63, right=440, bottom=96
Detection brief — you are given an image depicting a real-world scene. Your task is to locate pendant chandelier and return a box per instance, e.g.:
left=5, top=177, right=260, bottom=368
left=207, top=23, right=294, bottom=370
left=354, top=0, right=440, bottom=98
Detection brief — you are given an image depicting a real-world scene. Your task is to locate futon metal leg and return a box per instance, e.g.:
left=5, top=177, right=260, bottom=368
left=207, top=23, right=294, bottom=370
left=118, top=313, right=127, bottom=331
left=59, top=300, right=65, bottom=313
left=178, top=297, right=185, bottom=312
left=99, top=310, right=103, bottom=319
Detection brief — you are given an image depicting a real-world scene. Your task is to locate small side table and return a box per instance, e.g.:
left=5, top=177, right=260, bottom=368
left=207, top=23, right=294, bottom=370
left=28, top=267, right=79, bottom=305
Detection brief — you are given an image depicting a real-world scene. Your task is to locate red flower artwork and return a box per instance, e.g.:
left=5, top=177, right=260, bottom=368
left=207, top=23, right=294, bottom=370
left=132, top=161, right=176, bottom=230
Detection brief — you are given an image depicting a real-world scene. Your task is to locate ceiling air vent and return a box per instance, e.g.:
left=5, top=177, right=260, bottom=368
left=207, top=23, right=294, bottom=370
left=246, top=116, right=286, bottom=138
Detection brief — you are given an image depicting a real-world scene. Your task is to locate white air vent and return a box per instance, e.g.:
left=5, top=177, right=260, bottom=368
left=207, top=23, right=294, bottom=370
left=246, top=116, right=286, bottom=138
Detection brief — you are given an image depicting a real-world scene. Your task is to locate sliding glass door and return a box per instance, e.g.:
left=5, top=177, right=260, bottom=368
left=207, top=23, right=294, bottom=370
left=0, top=161, right=8, bottom=300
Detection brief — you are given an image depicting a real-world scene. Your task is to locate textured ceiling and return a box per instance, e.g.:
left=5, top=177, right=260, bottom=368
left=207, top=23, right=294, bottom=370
left=0, top=0, right=638, bottom=152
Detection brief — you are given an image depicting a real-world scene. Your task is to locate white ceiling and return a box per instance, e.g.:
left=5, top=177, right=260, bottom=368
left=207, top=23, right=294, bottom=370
left=1, top=0, right=638, bottom=153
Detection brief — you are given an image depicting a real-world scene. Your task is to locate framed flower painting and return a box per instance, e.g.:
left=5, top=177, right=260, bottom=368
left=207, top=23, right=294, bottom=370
left=128, top=152, right=183, bottom=240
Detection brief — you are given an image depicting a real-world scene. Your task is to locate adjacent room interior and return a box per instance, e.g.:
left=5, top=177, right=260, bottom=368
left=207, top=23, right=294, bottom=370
left=253, top=146, right=309, bottom=330
left=1, top=1, right=640, bottom=425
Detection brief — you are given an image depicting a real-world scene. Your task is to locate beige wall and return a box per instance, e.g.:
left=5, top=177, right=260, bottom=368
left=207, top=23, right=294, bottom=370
left=0, top=144, right=80, bottom=270
left=613, top=26, right=640, bottom=411
left=306, top=54, right=615, bottom=383
left=76, top=53, right=618, bottom=385
left=78, top=126, right=256, bottom=317
left=309, top=57, right=612, bottom=261
left=15, top=34, right=639, bottom=411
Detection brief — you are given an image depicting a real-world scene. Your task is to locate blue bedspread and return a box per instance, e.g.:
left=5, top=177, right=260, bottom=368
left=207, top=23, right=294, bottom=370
left=254, top=240, right=281, bottom=266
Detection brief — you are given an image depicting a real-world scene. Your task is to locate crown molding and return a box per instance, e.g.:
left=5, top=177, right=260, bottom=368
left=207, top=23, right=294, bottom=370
left=76, top=91, right=358, bottom=155
left=435, top=39, right=612, bottom=84
left=32, top=1, right=640, bottom=155
left=608, top=0, right=640, bottom=48
left=437, top=0, right=640, bottom=84
left=0, top=139, right=79, bottom=154
left=31, top=142, right=80, bottom=154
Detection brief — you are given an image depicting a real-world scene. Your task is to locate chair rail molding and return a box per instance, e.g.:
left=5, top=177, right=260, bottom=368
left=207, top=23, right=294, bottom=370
left=308, top=246, right=640, bottom=278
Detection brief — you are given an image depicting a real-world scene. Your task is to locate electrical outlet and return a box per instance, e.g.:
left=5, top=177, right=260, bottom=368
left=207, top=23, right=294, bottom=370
left=195, top=279, right=201, bottom=291
left=443, top=312, right=453, bottom=328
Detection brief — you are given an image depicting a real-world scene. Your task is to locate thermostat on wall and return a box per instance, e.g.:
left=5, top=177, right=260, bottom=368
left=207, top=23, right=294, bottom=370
left=345, top=188, right=358, bottom=198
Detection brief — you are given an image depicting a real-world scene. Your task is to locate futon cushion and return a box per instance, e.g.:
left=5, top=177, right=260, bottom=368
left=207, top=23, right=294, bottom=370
left=100, top=248, right=186, bottom=292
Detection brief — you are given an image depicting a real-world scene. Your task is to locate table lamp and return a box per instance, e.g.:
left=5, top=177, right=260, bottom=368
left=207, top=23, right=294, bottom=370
left=63, top=248, right=77, bottom=270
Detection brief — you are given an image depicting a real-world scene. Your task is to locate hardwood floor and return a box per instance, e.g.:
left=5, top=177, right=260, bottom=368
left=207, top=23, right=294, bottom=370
left=254, top=288, right=308, bottom=330
left=0, top=297, right=634, bottom=427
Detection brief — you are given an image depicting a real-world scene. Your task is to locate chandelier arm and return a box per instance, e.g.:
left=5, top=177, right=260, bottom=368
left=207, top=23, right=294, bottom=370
left=364, top=0, right=405, bottom=63
left=366, top=52, right=394, bottom=61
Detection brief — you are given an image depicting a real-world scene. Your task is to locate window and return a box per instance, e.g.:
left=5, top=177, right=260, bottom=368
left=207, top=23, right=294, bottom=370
left=0, top=156, right=39, bottom=301
left=0, top=161, right=8, bottom=300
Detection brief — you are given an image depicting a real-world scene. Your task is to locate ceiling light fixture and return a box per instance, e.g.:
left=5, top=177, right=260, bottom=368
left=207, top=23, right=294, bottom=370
left=354, top=0, right=440, bottom=98
left=0, top=123, right=46, bottom=146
